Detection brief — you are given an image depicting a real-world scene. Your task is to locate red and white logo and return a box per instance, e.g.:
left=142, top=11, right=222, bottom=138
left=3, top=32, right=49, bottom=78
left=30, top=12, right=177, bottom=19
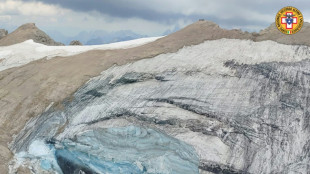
left=281, top=12, right=297, bottom=29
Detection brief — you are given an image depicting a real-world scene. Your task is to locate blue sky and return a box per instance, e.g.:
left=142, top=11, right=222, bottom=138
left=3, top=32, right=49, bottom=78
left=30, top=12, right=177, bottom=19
left=0, top=0, right=309, bottom=37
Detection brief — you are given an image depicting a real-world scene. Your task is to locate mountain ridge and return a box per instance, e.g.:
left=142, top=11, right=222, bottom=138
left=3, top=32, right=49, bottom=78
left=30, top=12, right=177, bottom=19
left=2, top=21, right=310, bottom=47
left=48, top=29, right=148, bottom=45
left=1, top=20, right=310, bottom=173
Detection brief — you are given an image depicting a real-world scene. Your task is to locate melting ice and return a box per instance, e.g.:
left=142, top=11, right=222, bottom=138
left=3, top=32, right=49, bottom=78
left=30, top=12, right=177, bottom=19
left=15, top=126, right=199, bottom=174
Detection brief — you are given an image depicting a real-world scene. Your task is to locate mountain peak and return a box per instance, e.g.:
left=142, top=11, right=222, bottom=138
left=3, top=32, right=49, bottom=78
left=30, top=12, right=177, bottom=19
left=195, top=20, right=220, bottom=27
left=17, top=23, right=37, bottom=30
left=0, top=23, right=63, bottom=46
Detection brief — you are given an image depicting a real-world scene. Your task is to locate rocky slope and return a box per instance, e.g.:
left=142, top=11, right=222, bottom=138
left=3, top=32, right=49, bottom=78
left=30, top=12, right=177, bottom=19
left=0, top=23, right=63, bottom=46
left=256, top=22, right=310, bottom=46
left=2, top=21, right=310, bottom=173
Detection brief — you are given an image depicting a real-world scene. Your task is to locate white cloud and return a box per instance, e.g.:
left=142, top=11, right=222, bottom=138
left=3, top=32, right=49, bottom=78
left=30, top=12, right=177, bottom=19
left=1, top=0, right=308, bottom=38
left=0, top=0, right=66, bottom=16
left=0, top=15, right=11, bottom=21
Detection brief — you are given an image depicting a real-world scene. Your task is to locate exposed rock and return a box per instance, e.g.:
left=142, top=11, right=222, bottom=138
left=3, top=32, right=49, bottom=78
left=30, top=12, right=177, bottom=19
left=0, top=29, right=8, bottom=39
left=0, top=23, right=63, bottom=46
left=69, top=40, right=83, bottom=46
left=15, top=166, right=31, bottom=174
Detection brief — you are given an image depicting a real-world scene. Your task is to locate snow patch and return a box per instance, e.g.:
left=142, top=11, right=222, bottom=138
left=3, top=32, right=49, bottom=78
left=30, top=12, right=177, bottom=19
left=0, top=37, right=161, bottom=72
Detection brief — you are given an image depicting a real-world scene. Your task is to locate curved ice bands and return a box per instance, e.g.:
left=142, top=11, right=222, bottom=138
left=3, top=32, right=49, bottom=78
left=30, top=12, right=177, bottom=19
left=15, top=126, right=199, bottom=174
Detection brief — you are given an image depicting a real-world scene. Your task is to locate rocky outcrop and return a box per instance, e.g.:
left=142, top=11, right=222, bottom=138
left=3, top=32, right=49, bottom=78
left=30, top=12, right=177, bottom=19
left=0, top=23, right=63, bottom=46
left=2, top=20, right=310, bottom=173
left=69, top=40, right=83, bottom=46
left=0, top=29, right=8, bottom=39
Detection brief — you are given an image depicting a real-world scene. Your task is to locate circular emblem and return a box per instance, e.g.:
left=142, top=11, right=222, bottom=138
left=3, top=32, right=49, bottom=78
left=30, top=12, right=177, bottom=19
left=275, top=6, right=303, bottom=35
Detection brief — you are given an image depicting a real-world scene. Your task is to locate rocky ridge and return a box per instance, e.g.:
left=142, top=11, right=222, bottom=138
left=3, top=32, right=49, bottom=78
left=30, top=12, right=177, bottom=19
left=256, top=22, right=310, bottom=46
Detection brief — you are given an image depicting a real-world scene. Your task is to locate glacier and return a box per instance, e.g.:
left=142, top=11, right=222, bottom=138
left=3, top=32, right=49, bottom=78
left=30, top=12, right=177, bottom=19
left=10, top=39, right=310, bottom=173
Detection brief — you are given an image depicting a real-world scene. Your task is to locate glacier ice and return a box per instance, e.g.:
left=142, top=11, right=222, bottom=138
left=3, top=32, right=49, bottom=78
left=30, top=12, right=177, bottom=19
left=15, top=126, right=199, bottom=174
left=10, top=39, right=310, bottom=173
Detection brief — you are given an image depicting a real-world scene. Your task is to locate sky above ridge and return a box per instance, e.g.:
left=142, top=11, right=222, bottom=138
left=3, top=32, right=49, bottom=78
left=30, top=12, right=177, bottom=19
left=0, top=0, right=309, bottom=37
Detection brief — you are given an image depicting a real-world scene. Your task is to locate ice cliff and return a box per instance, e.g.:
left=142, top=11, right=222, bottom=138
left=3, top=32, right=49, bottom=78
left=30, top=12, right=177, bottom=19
left=9, top=39, right=310, bottom=173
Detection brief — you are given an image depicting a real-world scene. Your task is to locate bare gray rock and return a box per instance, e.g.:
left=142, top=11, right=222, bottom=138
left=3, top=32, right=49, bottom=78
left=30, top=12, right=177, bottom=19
left=69, top=40, right=83, bottom=46
left=0, top=29, right=8, bottom=40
